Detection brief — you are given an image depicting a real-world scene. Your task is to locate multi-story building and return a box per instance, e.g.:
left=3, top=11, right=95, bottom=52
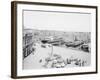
left=23, top=29, right=34, bottom=59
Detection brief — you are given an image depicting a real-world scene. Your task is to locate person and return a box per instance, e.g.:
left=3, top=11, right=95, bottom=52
left=39, top=59, right=42, bottom=63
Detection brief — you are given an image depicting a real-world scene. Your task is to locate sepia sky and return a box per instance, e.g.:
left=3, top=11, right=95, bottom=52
left=23, top=10, right=91, bottom=32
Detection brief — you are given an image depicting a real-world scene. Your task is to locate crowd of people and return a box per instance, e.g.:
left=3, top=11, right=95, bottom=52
left=41, top=54, right=87, bottom=68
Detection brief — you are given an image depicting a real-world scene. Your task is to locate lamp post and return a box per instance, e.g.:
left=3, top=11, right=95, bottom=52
left=50, top=37, right=54, bottom=57
left=50, top=44, right=53, bottom=57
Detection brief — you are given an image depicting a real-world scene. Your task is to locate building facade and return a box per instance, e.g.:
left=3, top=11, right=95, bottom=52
left=23, top=29, right=34, bottom=59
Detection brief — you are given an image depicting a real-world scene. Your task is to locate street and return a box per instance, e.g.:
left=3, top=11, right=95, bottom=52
left=23, top=43, right=90, bottom=69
